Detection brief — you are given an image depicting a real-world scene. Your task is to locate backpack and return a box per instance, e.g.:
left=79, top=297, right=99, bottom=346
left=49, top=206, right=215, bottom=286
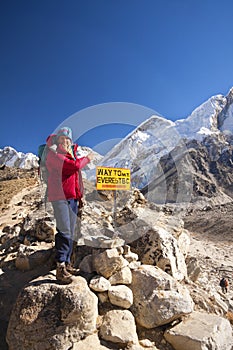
left=220, top=278, right=228, bottom=287
left=38, top=144, right=49, bottom=184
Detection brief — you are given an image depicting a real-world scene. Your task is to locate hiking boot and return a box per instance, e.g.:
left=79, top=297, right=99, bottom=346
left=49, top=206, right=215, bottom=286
left=66, top=263, right=80, bottom=276
left=56, top=262, right=73, bottom=284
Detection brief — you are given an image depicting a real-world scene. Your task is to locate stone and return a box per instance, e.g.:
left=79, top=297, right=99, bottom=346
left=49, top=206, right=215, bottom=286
left=123, top=245, right=139, bottom=263
left=127, top=344, right=158, bottom=350
left=6, top=274, right=98, bottom=350
left=99, top=310, right=138, bottom=345
left=92, top=248, right=128, bottom=278
left=97, top=291, right=109, bottom=304
left=164, top=311, right=233, bottom=350
left=108, top=266, right=132, bottom=285
left=89, top=275, right=111, bottom=292
left=176, top=229, right=190, bottom=257
left=129, top=261, right=141, bottom=269
left=15, top=254, right=30, bottom=270
left=15, top=244, right=53, bottom=271
left=108, top=285, right=133, bottom=308
left=209, top=293, right=229, bottom=314
left=131, top=227, right=187, bottom=281
left=73, top=333, right=109, bottom=349
left=34, top=219, right=55, bottom=242
left=130, top=265, right=194, bottom=328
left=186, top=256, right=201, bottom=282
left=79, top=254, right=94, bottom=273
left=139, top=339, right=156, bottom=347
left=80, top=225, right=125, bottom=248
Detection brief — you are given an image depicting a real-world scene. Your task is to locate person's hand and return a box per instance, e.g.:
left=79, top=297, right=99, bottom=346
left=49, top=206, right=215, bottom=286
left=78, top=198, right=85, bottom=208
left=87, top=153, right=95, bottom=161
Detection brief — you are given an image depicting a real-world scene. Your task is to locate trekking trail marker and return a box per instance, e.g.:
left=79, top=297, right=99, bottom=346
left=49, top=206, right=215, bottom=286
left=96, top=166, right=131, bottom=228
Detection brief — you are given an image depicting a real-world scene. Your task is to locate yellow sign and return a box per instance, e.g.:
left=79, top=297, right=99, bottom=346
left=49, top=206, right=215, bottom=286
left=96, top=166, right=131, bottom=191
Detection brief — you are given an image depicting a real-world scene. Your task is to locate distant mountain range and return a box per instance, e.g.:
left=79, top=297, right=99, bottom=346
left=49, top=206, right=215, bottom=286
left=0, top=145, right=101, bottom=172
left=1, top=87, right=233, bottom=205
left=96, top=87, right=233, bottom=204
left=0, top=146, right=39, bottom=169
left=100, top=87, right=233, bottom=172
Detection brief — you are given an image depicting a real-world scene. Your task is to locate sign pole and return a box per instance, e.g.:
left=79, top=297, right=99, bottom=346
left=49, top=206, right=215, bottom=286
left=113, top=190, right=117, bottom=228
left=96, top=166, right=131, bottom=234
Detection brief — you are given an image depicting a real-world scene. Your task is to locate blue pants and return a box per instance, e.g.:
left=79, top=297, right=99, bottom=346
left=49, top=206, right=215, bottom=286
left=51, top=199, right=78, bottom=264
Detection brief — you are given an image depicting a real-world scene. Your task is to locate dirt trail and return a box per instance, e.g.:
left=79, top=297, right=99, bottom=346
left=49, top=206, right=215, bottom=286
left=0, top=184, right=42, bottom=228
left=185, top=206, right=233, bottom=301
left=0, top=179, right=50, bottom=350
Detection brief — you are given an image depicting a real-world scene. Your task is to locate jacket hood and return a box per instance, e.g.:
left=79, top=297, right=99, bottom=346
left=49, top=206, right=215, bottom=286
left=46, top=134, right=57, bottom=147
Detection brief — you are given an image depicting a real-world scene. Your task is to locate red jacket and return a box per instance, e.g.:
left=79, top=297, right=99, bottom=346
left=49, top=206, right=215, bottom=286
left=46, top=137, right=90, bottom=201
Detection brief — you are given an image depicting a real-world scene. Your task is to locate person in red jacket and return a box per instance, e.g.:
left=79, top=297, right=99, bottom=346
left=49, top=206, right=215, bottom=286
left=46, top=126, right=93, bottom=284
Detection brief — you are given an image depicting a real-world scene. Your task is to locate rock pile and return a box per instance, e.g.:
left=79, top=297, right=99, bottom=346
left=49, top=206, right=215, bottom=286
left=6, top=243, right=233, bottom=350
left=1, top=179, right=233, bottom=350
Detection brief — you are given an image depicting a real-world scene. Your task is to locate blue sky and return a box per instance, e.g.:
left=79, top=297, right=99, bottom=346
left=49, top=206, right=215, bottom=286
left=0, top=0, right=233, bottom=155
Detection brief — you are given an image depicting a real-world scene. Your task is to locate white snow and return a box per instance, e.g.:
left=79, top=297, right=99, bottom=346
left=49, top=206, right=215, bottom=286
left=2, top=88, right=233, bottom=182
left=197, top=127, right=218, bottom=136
left=0, top=147, right=39, bottom=169
left=85, top=87, right=233, bottom=189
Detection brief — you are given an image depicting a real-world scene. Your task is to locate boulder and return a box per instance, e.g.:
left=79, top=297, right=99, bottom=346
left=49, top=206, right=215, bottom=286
left=73, top=333, right=109, bottom=350
left=164, top=311, right=233, bottom=350
left=92, top=248, right=128, bottom=278
left=79, top=254, right=94, bottom=273
left=108, top=285, right=133, bottom=308
left=22, top=215, right=55, bottom=243
left=89, top=275, right=111, bottom=292
left=78, top=221, right=125, bottom=248
left=15, top=244, right=53, bottom=271
left=6, top=274, right=98, bottom=350
left=130, top=265, right=194, bottom=328
left=34, top=219, right=55, bottom=242
left=176, top=229, right=190, bottom=257
left=99, top=310, right=138, bottom=345
left=131, top=228, right=187, bottom=281
left=186, top=256, right=201, bottom=282
left=108, top=266, right=132, bottom=285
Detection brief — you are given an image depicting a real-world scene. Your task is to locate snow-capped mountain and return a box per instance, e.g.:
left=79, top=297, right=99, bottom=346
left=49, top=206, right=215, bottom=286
left=75, top=146, right=103, bottom=174
left=0, top=145, right=103, bottom=172
left=2, top=87, right=233, bottom=203
left=96, top=87, right=233, bottom=191
left=0, top=147, right=39, bottom=169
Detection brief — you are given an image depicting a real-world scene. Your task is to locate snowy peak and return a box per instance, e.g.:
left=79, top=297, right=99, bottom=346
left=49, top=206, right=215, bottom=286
left=0, top=145, right=102, bottom=171
left=2, top=88, right=233, bottom=184
left=175, top=94, right=227, bottom=138
left=0, top=147, right=39, bottom=169
left=175, top=87, right=233, bottom=139
left=102, top=114, right=177, bottom=165
left=96, top=87, right=233, bottom=191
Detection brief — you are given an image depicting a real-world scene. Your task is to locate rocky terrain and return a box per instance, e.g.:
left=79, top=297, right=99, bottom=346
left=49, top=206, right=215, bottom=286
left=0, top=166, right=233, bottom=350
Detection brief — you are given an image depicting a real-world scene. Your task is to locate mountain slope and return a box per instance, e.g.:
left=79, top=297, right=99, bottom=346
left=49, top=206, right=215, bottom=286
left=141, top=134, right=233, bottom=205
left=96, top=88, right=233, bottom=203
left=2, top=88, right=233, bottom=207
left=0, top=147, right=39, bottom=169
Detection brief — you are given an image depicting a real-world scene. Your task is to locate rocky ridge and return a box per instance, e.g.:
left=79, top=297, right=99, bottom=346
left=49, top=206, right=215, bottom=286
left=141, top=133, right=233, bottom=206
left=0, top=167, right=233, bottom=350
